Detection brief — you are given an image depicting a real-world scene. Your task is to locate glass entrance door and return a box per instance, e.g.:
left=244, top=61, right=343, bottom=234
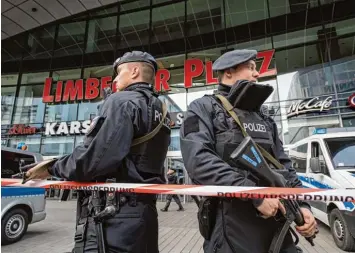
left=162, top=151, right=194, bottom=203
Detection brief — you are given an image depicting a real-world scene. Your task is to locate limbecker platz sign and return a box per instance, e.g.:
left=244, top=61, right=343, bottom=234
left=42, top=50, right=276, bottom=103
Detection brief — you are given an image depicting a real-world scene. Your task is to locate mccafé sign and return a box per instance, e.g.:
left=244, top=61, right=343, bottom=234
left=42, top=50, right=276, bottom=103
left=287, top=96, right=333, bottom=119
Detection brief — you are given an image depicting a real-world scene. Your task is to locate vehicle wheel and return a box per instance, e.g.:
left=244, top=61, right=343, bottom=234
left=329, top=208, right=355, bottom=252
left=1, top=208, right=29, bottom=245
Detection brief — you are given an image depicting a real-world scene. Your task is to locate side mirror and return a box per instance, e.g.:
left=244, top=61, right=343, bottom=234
left=310, top=157, right=322, bottom=173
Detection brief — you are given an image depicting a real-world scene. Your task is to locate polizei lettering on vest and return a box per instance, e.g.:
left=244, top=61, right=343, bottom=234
left=287, top=96, right=333, bottom=118
left=45, top=120, right=91, bottom=136
left=154, top=110, right=171, bottom=128
left=243, top=123, right=266, bottom=133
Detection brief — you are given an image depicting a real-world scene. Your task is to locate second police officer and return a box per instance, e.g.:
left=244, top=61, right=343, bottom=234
left=179, top=49, right=318, bottom=253
left=25, top=51, right=171, bottom=253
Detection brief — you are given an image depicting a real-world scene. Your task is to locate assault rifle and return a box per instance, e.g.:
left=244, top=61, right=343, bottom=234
left=229, top=136, right=317, bottom=253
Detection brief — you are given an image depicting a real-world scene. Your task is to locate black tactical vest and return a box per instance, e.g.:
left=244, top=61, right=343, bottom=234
left=128, top=88, right=171, bottom=177
left=209, top=94, right=276, bottom=169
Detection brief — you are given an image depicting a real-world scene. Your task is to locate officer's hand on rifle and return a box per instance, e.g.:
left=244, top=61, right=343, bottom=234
left=256, top=198, right=286, bottom=219
left=295, top=208, right=318, bottom=238
left=21, top=159, right=57, bottom=183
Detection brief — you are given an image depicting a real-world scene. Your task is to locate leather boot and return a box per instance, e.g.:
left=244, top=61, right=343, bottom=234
left=161, top=200, right=171, bottom=212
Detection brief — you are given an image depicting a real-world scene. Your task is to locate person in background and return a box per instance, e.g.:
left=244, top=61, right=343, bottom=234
left=161, top=168, right=184, bottom=212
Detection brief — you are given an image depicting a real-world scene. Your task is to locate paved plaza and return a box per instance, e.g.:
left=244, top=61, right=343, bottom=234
left=2, top=200, right=347, bottom=253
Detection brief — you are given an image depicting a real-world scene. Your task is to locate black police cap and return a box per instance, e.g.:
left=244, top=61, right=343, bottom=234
left=212, top=49, right=257, bottom=71
left=113, top=51, right=158, bottom=73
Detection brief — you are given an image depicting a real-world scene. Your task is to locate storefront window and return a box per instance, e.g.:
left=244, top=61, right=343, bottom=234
left=8, top=136, right=41, bottom=153
left=1, top=34, right=25, bottom=63
left=75, top=135, right=85, bottom=147
left=120, top=0, right=150, bottom=11
left=12, top=85, right=46, bottom=124
left=151, top=1, right=185, bottom=44
left=1, top=74, right=18, bottom=86
left=118, top=10, right=150, bottom=50
left=78, top=65, right=113, bottom=120
left=24, top=25, right=56, bottom=60
left=54, top=21, right=86, bottom=57
left=21, top=72, right=49, bottom=85
left=1, top=86, right=17, bottom=125
left=331, top=58, right=355, bottom=94
left=187, top=0, right=223, bottom=36
left=44, top=69, right=80, bottom=123
left=169, top=129, right=181, bottom=151
left=225, top=0, right=268, bottom=28
left=86, top=16, right=117, bottom=53
left=41, top=136, right=75, bottom=157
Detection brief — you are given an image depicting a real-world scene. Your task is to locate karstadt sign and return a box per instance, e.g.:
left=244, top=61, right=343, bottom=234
left=45, top=120, right=91, bottom=136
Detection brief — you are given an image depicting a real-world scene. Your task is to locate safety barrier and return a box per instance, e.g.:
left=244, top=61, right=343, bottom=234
left=2, top=178, right=354, bottom=203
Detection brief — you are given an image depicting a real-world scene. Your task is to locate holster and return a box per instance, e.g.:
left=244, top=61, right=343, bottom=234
left=197, top=197, right=218, bottom=241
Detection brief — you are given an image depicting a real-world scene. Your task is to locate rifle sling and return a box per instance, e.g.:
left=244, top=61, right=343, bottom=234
left=131, top=101, right=167, bottom=147
left=215, top=95, right=283, bottom=170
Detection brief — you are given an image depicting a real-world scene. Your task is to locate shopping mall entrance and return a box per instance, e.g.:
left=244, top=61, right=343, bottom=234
left=162, top=151, right=195, bottom=204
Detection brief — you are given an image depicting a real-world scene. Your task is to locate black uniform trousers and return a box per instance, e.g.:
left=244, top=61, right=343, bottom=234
left=203, top=200, right=299, bottom=253
left=75, top=200, right=159, bottom=253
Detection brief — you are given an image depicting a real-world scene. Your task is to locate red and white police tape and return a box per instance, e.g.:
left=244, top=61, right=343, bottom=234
left=2, top=178, right=355, bottom=203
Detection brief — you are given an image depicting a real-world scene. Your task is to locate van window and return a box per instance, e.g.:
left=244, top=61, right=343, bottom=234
left=1, top=150, right=37, bottom=178
left=289, top=143, right=308, bottom=173
left=325, top=137, right=355, bottom=169
left=311, top=142, right=329, bottom=174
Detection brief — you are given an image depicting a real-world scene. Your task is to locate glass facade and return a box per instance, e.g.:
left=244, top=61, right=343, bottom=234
left=1, top=0, right=355, bottom=157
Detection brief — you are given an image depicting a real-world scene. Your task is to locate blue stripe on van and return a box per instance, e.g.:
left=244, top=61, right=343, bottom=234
left=1, top=187, right=45, bottom=197
left=298, top=176, right=355, bottom=211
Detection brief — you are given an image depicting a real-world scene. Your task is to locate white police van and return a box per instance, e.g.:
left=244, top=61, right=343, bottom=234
left=1, top=147, right=47, bottom=245
left=288, top=127, right=355, bottom=252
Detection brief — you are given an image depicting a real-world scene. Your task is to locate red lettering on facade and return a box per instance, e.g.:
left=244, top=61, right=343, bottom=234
left=205, top=61, right=218, bottom=85
left=184, top=59, right=204, bottom=88
left=85, top=78, right=100, bottom=100
left=155, top=69, right=171, bottom=92
left=257, top=49, right=277, bottom=77
left=43, top=78, right=54, bottom=103
left=42, top=49, right=277, bottom=103
left=55, top=81, right=63, bottom=102
left=62, top=80, right=84, bottom=102
left=8, top=125, right=37, bottom=135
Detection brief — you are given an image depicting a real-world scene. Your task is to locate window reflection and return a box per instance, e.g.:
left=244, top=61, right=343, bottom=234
left=54, top=22, right=86, bottom=57
left=151, top=2, right=185, bottom=44
left=44, top=69, right=80, bottom=123
left=118, top=10, right=150, bottom=50
left=78, top=65, right=113, bottom=120
left=41, top=136, right=75, bottom=157
left=225, top=0, right=268, bottom=27
left=8, top=136, right=41, bottom=153
left=86, top=16, right=117, bottom=53
left=2, top=74, right=18, bottom=86
left=24, top=26, right=55, bottom=60
left=1, top=87, right=16, bottom=125
left=13, top=85, right=46, bottom=124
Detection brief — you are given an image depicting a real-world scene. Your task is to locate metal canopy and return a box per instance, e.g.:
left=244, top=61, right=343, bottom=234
left=1, top=0, right=119, bottom=40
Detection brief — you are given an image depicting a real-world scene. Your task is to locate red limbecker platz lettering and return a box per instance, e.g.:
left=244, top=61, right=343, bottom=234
left=42, top=50, right=276, bottom=103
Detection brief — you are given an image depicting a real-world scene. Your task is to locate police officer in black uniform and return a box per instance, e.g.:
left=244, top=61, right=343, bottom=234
left=161, top=168, right=184, bottom=212
left=25, top=51, right=171, bottom=253
left=179, top=49, right=317, bottom=253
